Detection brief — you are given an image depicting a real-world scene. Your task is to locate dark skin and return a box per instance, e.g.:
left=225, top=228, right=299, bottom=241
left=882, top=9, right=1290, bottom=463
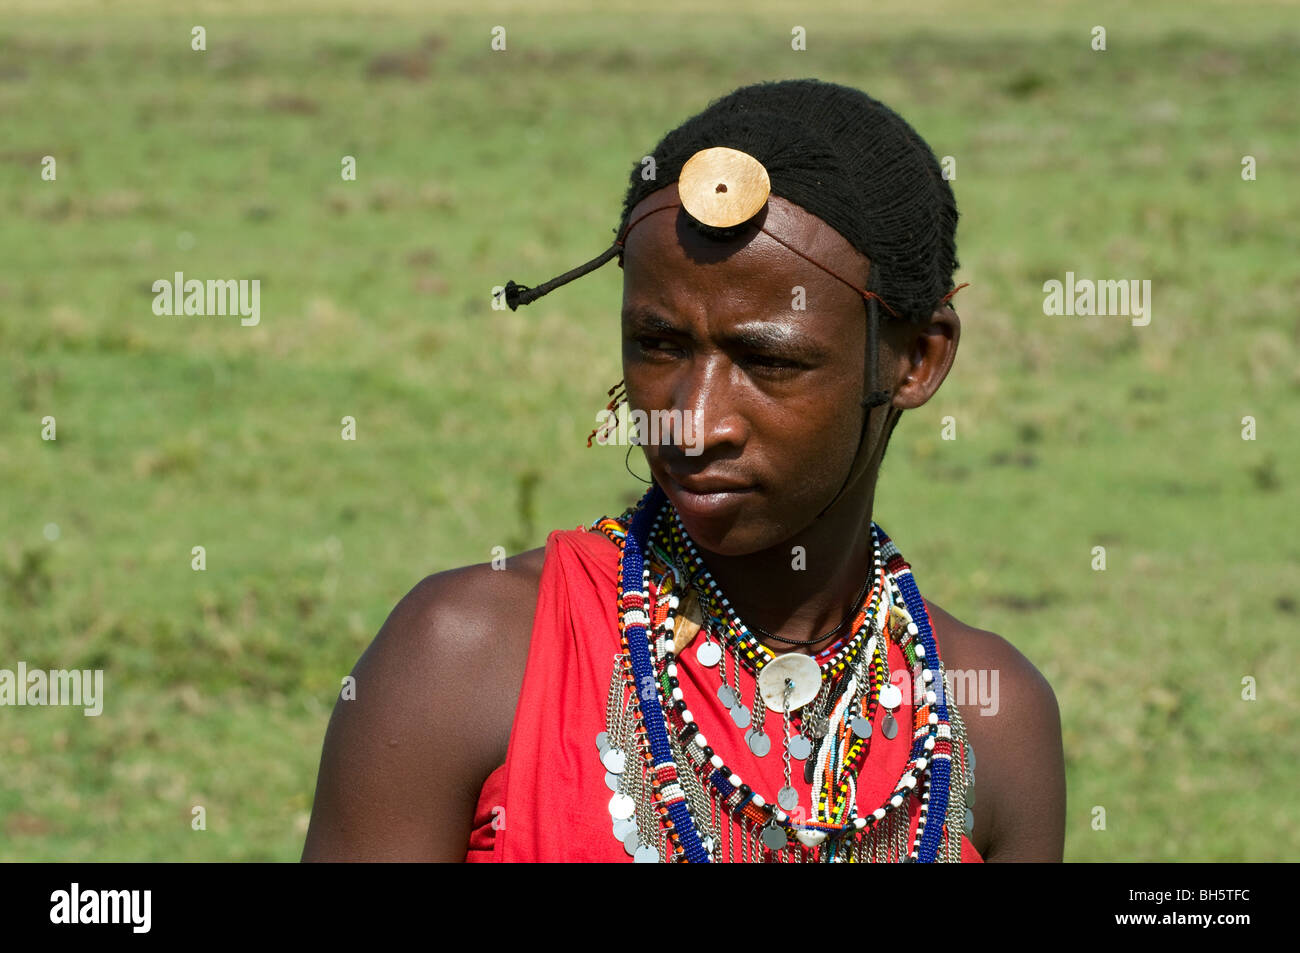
left=302, top=184, right=1066, bottom=862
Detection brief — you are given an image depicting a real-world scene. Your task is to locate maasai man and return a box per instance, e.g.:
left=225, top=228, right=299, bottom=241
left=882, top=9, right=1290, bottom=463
left=303, top=79, right=1065, bottom=863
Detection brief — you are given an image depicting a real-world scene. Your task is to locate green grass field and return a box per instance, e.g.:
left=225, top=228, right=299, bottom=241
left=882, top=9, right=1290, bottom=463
left=1, top=0, right=1297, bottom=861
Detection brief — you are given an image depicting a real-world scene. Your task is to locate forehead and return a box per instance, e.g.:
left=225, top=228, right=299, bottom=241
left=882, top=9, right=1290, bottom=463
left=620, top=184, right=872, bottom=322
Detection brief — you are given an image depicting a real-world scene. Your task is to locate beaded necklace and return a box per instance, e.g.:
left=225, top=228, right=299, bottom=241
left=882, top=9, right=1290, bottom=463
left=591, top=483, right=975, bottom=863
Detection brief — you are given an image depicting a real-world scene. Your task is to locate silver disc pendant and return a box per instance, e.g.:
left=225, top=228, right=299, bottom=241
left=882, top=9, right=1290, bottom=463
left=746, top=729, right=771, bottom=757
left=696, top=641, right=722, bottom=667
left=964, top=807, right=975, bottom=834
left=609, top=792, right=635, bottom=820
left=623, top=829, right=640, bottom=855
left=612, top=817, right=636, bottom=841
left=757, top=653, right=823, bottom=711
left=596, top=731, right=610, bottom=753
left=604, top=771, right=619, bottom=791
left=717, top=684, right=737, bottom=709
left=788, top=734, right=813, bottom=761
left=879, top=683, right=903, bottom=710
left=761, top=823, right=788, bottom=851
left=881, top=712, right=898, bottom=740
left=634, top=843, right=659, bottom=863
left=777, top=784, right=799, bottom=812
left=851, top=716, right=873, bottom=740
left=601, top=747, right=626, bottom=774
left=730, top=704, right=751, bottom=728
left=969, top=745, right=977, bottom=774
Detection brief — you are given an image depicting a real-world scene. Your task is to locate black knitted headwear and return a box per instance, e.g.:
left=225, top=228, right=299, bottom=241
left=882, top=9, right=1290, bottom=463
left=502, top=78, right=962, bottom=517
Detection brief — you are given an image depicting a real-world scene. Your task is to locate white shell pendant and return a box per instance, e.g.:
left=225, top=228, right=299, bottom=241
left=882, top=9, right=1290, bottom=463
left=757, top=653, right=822, bottom=711
left=794, top=829, right=828, bottom=848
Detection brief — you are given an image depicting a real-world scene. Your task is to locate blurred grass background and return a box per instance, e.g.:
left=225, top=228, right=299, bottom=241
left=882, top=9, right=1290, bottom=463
left=1, top=0, right=1297, bottom=861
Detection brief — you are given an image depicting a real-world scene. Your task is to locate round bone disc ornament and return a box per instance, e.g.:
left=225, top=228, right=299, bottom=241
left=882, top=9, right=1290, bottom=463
left=758, top=653, right=823, bottom=711
left=678, top=146, right=771, bottom=229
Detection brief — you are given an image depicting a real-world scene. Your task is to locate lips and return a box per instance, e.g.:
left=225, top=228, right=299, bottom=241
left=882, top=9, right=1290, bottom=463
left=664, top=470, right=756, bottom=518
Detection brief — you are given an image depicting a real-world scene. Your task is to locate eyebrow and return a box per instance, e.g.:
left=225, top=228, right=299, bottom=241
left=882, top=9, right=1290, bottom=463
left=622, top=306, right=828, bottom=357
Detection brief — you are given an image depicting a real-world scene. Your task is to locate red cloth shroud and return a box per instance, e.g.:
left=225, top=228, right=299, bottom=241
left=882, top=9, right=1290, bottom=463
left=465, top=527, right=983, bottom=863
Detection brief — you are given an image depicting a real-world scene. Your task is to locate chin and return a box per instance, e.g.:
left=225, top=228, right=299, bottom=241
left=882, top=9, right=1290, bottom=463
left=666, top=499, right=781, bottom=560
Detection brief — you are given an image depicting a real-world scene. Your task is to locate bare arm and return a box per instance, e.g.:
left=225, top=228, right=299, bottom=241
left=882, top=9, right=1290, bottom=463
left=301, top=558, right=539, bottom=862
left=975, top=635, right=1067, bottom=862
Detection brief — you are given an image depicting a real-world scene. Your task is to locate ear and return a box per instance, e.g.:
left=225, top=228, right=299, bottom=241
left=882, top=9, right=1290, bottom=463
left=890, top=304, right=961, bottom=411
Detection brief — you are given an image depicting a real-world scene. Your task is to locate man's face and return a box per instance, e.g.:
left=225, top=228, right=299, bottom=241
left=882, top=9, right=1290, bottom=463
left=620, top=184, right=879, bottom=556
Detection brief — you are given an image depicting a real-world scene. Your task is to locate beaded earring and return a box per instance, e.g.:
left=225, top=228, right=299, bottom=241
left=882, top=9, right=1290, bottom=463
left=587, top=378, right=628, bottom=447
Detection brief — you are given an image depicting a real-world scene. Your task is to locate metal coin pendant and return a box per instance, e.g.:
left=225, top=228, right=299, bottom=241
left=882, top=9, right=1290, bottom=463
left=717, top=684, right=737, bottom=709
left=777, top=784, right=799, bottom=812
left=609, top=792, right=635, bottom=820
left=761, top=823, right=788, bottom=851
left=596, top=731, right=610, bottom=754
left=757, top=653, right=823, bottom=710
left=604, top=771, right=619, bottom=792
left=964, top=807, right=975, bottom=834
left=851, top=716, right=873, bottom=740
left=623, top=829, right=641, bottom=855
left=696, top=640, right=722, bottom=667
left=612, top=817, right=636, bottom=841
left=601, top=747, right=626, bottom=774
left=879, top=683, right=903, bottom=710
left=788, top=734, right=813, bottom=761
left=633, top=844, right=659, bottom=863
left=881, top=712, right=898, bottom=740
left=747, top=729, right=771, bottom=757
left=730, top=703, right=751, bottom=728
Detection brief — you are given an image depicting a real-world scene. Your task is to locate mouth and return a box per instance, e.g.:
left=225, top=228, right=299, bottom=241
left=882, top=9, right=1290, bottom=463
left=664, top=472, right=757, bottom=519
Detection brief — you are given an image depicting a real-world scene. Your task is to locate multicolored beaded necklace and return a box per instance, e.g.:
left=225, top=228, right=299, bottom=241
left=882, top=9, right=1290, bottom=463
left=591, top=483, right=975, bottom=863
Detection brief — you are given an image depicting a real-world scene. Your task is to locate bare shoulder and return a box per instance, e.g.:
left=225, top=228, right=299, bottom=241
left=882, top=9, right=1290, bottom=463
left=923, top=599, right=1066, bottom=863
left=301, top=546, right=546, bottom=861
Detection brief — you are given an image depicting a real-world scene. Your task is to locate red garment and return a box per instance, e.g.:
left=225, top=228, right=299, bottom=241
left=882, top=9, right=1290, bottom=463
left=465, top=526, right=983, bottom=862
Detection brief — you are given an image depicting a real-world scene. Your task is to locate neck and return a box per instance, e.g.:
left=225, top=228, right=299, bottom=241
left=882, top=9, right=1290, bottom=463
left=685, top=475, right=880, bottom=658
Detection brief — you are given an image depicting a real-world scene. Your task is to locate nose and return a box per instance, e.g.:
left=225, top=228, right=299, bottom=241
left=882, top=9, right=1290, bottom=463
left=666, top=352, right=748, bottom=461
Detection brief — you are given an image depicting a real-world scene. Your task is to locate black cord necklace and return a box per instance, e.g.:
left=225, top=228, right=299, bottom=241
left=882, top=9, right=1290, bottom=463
left=745, top=569, right=876, bottom=646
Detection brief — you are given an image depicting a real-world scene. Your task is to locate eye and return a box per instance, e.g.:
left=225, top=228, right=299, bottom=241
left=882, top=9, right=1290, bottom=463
left=633, top=336, right=682, bottom=358
left=741, top=353, right=804, bottom=373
